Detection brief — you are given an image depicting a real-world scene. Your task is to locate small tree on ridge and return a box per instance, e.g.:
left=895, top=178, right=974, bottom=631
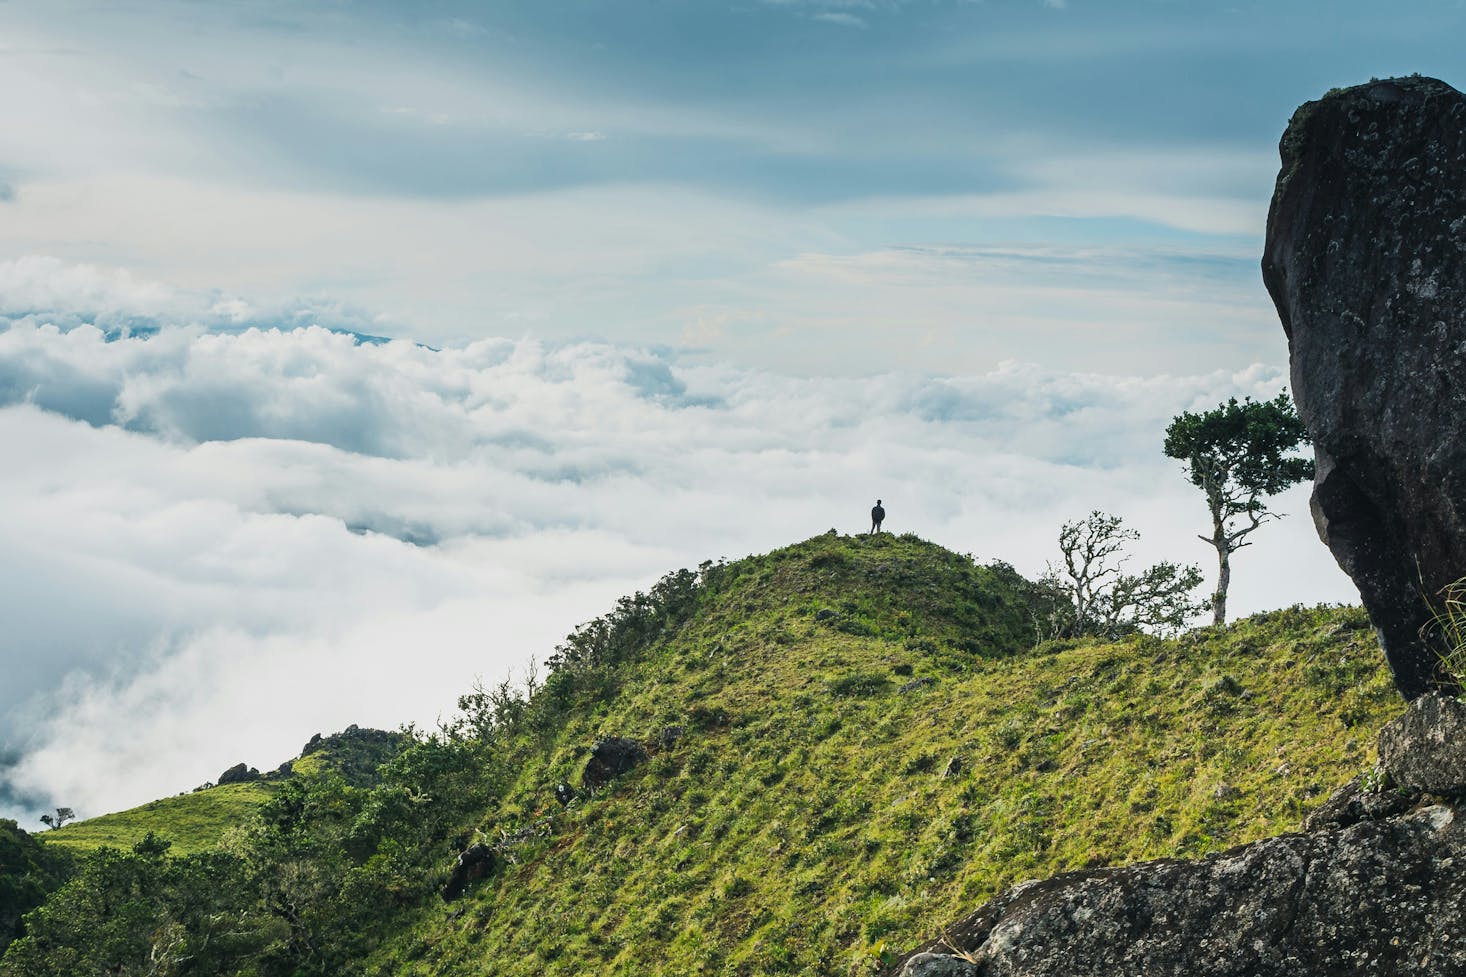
left=1163, top=393, right=1313, bottom=626
left=38, top=807, right=74, bottom=831
left=1039, top=511, right=1205, bottom=639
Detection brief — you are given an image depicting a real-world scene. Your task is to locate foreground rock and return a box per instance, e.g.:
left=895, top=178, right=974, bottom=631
left=884, top=694, right=1466, bottom=976
left=1378, top=691, right=1466, bottom=793
left=1262, top=75, right=1466, bottom=699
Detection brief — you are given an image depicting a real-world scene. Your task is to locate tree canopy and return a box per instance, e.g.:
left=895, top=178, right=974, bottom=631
left=1163, top=393, right=1313, bottom=625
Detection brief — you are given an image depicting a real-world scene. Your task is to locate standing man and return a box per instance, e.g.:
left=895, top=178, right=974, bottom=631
left=870, top=499, right=886, bottom=534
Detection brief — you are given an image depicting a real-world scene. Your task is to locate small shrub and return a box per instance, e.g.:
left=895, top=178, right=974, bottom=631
left=826, top=671, right=891, bottom=697
left=1424, top=575, right=1466, bottom=688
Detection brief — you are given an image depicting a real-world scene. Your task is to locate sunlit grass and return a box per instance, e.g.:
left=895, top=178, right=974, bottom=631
left=37, top=783, right=277, bottom=857
left=358, top=533, right=1399, bottom=977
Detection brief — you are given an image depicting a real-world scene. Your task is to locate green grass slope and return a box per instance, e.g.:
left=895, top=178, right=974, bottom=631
left=37, top=783, right=276, bottom=858
left=1, top=533, right=1402, bottom=977
left=35, top=724, right=411, bottom=857
left=366, top=533, right=1398, bottom=976
left=1, top=821, right=68, bottom=954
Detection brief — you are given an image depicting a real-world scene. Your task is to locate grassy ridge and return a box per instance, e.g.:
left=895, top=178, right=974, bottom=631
left=37, top=783, right=277, bottom=857
left=361, top=533, right=1397, bottom=976
left=34, top=725, right=410, bottom=858
left=2, top=533, right=1401, bottom=976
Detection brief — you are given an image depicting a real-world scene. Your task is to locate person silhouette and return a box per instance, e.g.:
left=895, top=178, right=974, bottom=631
left=870, top=499, right=885, bottom=534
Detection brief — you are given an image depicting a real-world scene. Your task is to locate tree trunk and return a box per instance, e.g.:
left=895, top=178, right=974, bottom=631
left=1213, top=544, right=1231, bottom=627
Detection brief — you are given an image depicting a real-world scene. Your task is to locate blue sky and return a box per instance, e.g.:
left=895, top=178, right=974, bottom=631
left=1, top=1, right=1459, bottom=818
left=3, top=0, right=1462, bottom=374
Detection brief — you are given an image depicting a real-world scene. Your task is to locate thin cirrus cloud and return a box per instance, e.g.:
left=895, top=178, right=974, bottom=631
left=0, top=258, right=1354, bottom=822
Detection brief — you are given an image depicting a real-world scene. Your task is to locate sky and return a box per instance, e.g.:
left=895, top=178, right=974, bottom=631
left=1, top=0, right=1459, bottom=822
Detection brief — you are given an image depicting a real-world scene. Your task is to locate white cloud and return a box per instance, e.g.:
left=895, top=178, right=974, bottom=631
left=0, top=276, right=1352, bottom=822
left=813, top=12, right=870, bottom=28
left=0, top=255, right=178, bottom=318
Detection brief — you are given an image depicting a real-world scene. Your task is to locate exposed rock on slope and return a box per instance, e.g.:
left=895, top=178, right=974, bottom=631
left=886, top=694, right=1466, bottom=976
left=580, top=736, right=648, bottom=790
left=1262, top=75, right=1466, bottom=700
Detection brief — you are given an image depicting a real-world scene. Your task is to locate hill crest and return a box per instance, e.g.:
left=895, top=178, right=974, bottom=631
left=0, top=533, right=1400, bottom=976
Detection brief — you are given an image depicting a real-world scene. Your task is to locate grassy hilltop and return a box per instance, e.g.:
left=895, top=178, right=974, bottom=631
left=1, top=533, right=1401, bottom=976
left=35, top=726, right=410, bottom=858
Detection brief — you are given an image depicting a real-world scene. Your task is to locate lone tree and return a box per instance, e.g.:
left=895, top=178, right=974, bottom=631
left=1163, top=393, right=1313, bottom=626
left=1038, top=510, right=1205, bottom=640
left=38, top=807, right=74, bottom=831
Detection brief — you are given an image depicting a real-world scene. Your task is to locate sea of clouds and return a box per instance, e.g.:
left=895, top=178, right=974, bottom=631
left=0, top=257, right=1355, bottom=823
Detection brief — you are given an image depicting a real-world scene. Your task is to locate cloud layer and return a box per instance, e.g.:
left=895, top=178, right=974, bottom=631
left=0, top=262, right=1353, bottom=822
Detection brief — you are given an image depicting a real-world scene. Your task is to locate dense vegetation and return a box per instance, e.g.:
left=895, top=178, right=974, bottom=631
left=0, top=822, right=69, bottom=954
left=0, top=533, right=1400, bottom=976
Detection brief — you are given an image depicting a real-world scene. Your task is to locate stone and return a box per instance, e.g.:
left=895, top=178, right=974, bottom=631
left=581, top=736, right=649, bottom=790
left=884, top=805, right=1466, bottom=976
left=1302, top=773, right=1414, bottom=832
left=216, top=762, right=260, bottom=785
left=898, top=952, right=980, bottom=977
left=553, top=781, right=577, bottom=807
left=441, top=843, right=497, bottom=902
left=1379, top=691, right=1466, bottom=793
left=899, top=677, right=936, bottom=694
left=1262, top=75, right=1466, bottom=700
left=655, top=725, right=686, bottom=751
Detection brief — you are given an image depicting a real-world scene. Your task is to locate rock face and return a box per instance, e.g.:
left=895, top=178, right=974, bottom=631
left=1378, top=691, right=1466, bottom=792
left=216, top=762, right=260, bottom=785
left=441, top=843, right=497, bottom=903
left=883, top=693, right=1466, bottom=977
left=581, top=736, right=649, bottom=790
left=1262, top=75, right=1466, bottom=700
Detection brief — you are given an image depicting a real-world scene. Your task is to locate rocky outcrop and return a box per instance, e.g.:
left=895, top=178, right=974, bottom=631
left=883, top=693, right=1466, bottom=976
left=441, top=843, right=497, bottom=902
left=581, top=736, right=649, bottom=790
left=216, top=762, right=260, bottom=785
left=1262, top=75, right=1466, bottom=700
left=296, top=725, right=411, bottom=786
left=1378, top=691, right=1466, bottom=792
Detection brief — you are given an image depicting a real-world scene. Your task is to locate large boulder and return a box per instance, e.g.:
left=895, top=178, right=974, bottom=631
left=216, top=762, right=260, bottom=785
left=581, top=736, right=649, bottom=790
left=881, top=693, right=1466, bottom=976
left=1379, top=691, right=1466, bottom=793
left=1262, top=75, right=1466, bottom=700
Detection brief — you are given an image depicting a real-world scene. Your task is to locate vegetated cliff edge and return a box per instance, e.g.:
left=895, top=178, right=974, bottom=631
left=0, top=532, right=1398, bottom=976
